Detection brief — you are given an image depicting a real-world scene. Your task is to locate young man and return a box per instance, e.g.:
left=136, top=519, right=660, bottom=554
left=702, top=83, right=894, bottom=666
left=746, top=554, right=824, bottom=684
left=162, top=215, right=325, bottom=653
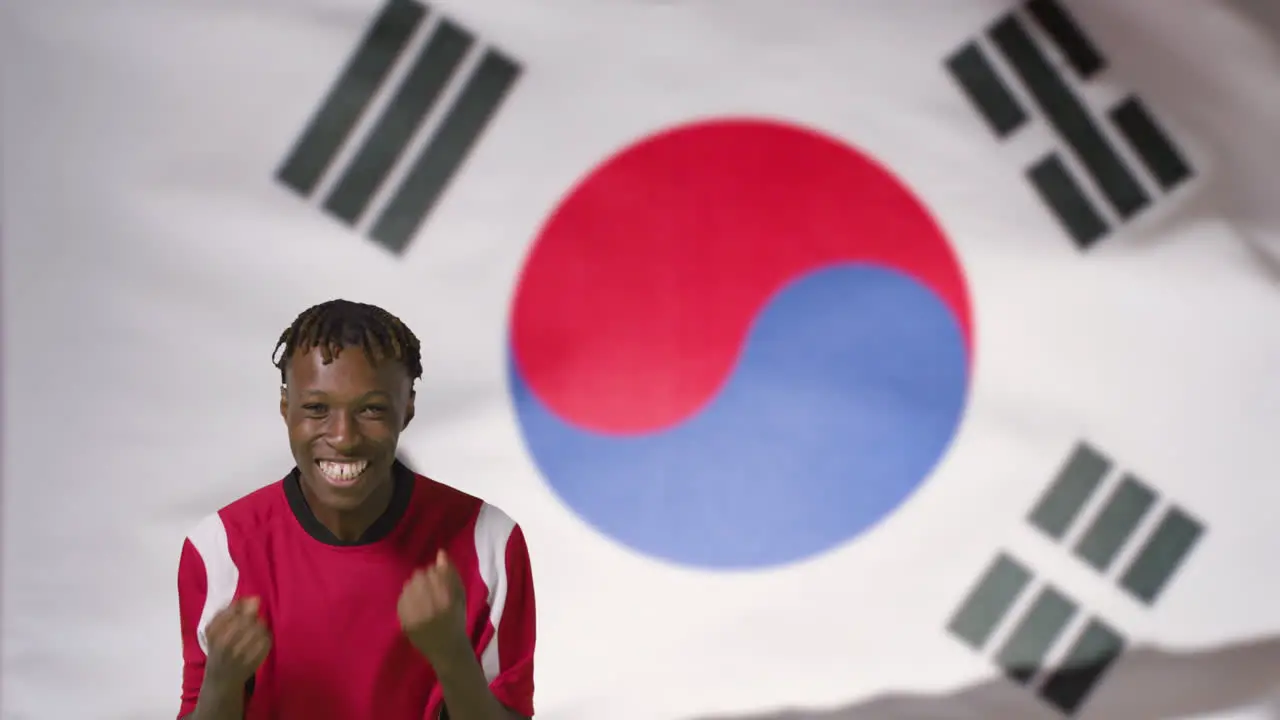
left=176, top=300, right=535, bottom=719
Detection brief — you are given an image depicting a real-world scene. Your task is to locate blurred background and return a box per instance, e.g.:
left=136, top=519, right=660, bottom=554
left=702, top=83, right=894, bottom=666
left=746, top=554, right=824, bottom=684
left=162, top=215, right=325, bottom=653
left=3, top=0, right=1280, bottom=717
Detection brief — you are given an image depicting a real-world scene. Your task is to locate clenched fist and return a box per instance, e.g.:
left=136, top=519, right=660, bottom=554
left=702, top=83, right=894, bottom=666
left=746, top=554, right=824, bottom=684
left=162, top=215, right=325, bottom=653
left=204, top=597, right=272, bottom=686
left=398, top=550, right=468, bottom=663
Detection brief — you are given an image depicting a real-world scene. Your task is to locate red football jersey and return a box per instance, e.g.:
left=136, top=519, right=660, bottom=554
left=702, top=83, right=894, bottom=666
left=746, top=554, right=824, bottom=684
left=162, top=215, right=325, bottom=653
left=176, top=462, right=536, bottom=719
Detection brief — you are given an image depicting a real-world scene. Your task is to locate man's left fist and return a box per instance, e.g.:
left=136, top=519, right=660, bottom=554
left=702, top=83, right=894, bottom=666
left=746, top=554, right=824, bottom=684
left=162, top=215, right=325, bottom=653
left=398, top=549, right=469, bottom=662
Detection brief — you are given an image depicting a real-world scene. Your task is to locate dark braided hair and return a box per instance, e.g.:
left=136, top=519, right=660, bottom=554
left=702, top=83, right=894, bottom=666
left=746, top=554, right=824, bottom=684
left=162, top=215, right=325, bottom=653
left=272, top=299, right=423, bottom=384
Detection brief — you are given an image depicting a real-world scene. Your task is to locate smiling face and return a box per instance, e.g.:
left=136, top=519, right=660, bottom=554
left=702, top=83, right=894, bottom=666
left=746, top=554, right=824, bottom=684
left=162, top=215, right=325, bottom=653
left=280, top=344, right=415, bottom=516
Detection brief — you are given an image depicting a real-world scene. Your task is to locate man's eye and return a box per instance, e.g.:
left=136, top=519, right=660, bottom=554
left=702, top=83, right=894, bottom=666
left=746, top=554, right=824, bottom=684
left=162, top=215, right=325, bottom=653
left=301, top=403, right=328, bottom=414
left=362, top=405, right=388, bottom=416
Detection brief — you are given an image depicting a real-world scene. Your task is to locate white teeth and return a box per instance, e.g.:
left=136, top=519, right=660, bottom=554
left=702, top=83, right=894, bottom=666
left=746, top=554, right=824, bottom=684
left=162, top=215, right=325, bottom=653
left=318, top=460, right=368, bottom=482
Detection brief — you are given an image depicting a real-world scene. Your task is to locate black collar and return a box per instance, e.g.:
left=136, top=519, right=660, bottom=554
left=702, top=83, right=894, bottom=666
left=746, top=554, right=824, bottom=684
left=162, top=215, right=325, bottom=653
left=284, top=460, right=414, bottom=546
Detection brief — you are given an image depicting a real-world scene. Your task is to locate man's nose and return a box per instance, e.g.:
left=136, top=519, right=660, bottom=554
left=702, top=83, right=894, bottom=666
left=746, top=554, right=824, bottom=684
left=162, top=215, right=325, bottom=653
left=325, top=411, right=361, bottom=452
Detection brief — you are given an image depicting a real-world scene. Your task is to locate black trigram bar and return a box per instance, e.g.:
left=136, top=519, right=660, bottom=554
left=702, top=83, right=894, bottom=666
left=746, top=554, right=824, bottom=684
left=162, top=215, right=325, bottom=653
left=1027, top=154, right=1110, bottom=249
left=988, top=14, right=1150, bottom=220
left=1108, top=96, right=1193, bottom=192
left=946, top=43, right=1027, bottom=138
left=995, top=585, right=1077, bottom=685
left=277, top=0, right=427, bottom=196
left=1025, top=0, right=1107, bottom=80
left=323, top=19, right=474, bottom=225
left=1028, top=442, right=1113, bottom=541
left=1072, top=474, right=1155, bottom=573
left=945, top=552, right=1131, bottom=713
left=948, top=553, right=1034, bottom=650
left=1118, top=506, right=1204, bottom=604
left=370, top=49, right=520, bottom=253
left=1039, top=617, right=1125, bottom=715
left=277, top=0, right=521, bottom=254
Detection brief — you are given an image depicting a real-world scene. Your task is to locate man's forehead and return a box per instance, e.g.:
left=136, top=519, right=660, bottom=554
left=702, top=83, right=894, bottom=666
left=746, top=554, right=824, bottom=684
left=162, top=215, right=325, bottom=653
left=285, top=345, right=409, bottom=383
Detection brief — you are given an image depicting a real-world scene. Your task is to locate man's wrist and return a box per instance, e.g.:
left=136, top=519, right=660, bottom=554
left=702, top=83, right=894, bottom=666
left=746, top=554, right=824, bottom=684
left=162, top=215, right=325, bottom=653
left=200, top=671, right=244, bottom=697
left=190, top=673, right=246, bottom=720
left=420, top=634, right=478, bottom=677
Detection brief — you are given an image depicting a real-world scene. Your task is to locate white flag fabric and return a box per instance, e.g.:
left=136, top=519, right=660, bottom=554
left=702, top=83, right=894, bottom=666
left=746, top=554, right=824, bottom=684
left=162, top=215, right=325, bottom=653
left=4, top=0, right=1280, bottom=718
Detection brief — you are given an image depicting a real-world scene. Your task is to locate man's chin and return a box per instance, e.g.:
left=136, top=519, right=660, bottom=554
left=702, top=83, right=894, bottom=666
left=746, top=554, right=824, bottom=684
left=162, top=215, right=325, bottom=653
left=301, top=467, right=378, bottom=510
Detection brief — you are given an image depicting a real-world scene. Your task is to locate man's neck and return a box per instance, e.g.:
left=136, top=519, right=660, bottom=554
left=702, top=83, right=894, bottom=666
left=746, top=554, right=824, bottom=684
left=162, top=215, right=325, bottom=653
left=304, top=470, right=396, bottom=543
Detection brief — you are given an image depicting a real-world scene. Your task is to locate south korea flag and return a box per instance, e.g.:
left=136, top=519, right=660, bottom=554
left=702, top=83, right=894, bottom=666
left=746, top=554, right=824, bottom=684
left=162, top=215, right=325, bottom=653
left=3, top=1, right=1280, bottom=719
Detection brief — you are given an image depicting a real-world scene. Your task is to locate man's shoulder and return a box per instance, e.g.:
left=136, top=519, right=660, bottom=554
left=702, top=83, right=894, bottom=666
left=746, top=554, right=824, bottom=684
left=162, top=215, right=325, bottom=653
left=184, top=475, right=290, bottom=545
left=412, top=473, right=518, bottom=525
left=412, top=472, right=479, bottom=507
left=411, top=474, right=521, bottom=554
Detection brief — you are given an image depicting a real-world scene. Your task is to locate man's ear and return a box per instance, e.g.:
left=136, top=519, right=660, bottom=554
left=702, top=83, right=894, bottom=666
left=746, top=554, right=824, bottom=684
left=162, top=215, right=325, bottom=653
left=279, top=385, right=288, bottom=422
left=403, top=390, right=416, bottom=430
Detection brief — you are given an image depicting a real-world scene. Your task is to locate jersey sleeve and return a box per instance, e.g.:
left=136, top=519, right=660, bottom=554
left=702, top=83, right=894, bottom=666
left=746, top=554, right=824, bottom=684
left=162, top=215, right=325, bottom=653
left=177, top=538, right=208, bottom=718
left=487, top=523, right=536, bottom=717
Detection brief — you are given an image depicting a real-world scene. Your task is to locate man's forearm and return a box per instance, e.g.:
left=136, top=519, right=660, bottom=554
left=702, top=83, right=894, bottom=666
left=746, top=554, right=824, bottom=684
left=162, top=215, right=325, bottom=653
left=431, top=644, right=524, bottom=720
left=183, top=677, right=246, bottom=720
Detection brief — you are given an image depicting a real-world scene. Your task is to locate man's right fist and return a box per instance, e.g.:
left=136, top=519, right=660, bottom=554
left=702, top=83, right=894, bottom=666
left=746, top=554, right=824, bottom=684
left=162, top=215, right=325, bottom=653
left=203, top=597, right=272, bottom=686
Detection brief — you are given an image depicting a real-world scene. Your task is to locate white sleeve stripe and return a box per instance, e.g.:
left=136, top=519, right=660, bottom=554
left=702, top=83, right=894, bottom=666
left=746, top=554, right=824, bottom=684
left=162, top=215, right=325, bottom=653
left=473, top=503, right=516, bottom=682
left=187, top=512, right=239, bottom=656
